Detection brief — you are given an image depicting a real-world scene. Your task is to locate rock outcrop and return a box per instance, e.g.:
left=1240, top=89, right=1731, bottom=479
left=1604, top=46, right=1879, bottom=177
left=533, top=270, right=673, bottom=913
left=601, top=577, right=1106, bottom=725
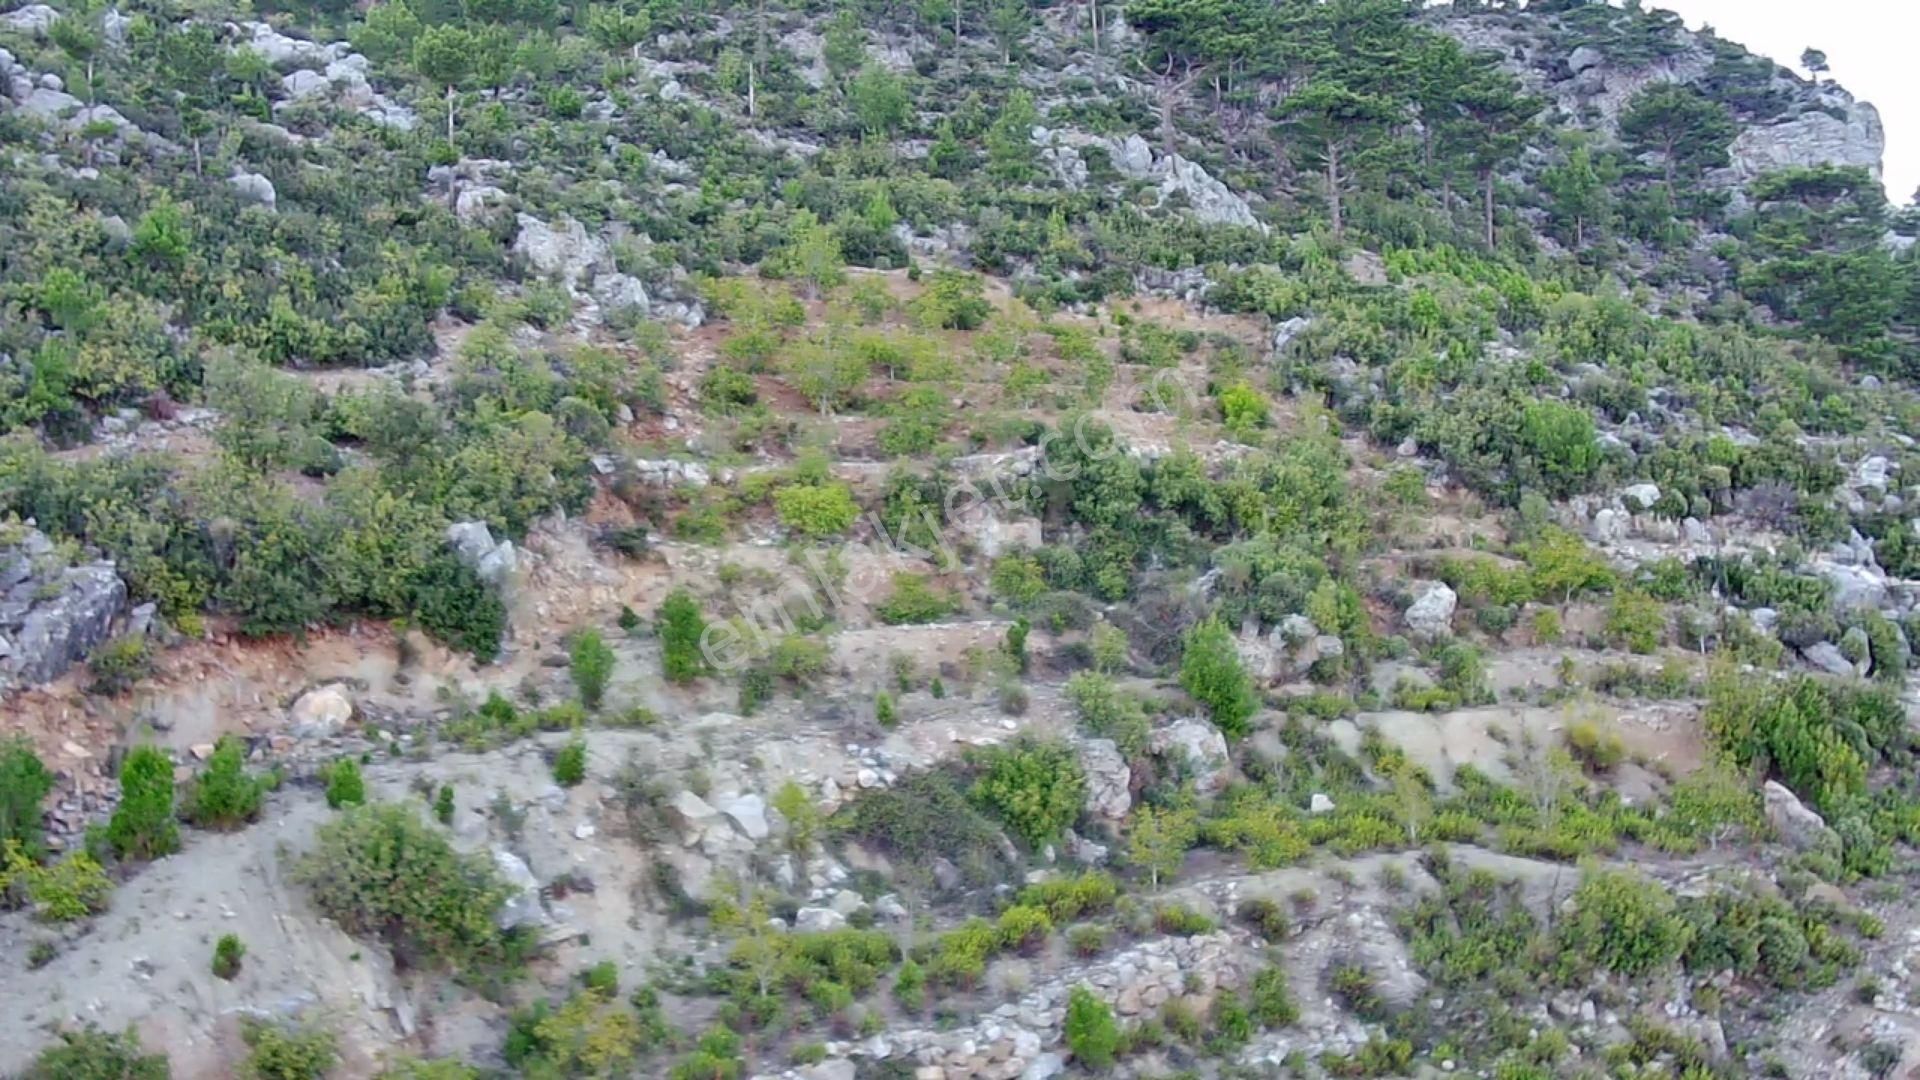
left=0, top=525, right=128, bottom=692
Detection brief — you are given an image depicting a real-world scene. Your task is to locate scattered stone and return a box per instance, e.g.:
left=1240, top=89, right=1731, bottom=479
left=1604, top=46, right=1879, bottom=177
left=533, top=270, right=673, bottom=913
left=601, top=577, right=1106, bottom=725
left=1309, top=793, right=1335, bottom=815
left=289, top=684, right=355, bottom=737
left=227, top=172, right=277, bottom=210
left=1078, top=739, right=1131, bottom=820
left=1762, top=780, right=1837, bottom=853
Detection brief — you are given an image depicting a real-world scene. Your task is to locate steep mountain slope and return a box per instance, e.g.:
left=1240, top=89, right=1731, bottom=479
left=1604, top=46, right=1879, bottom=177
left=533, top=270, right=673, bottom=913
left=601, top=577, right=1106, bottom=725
left=2, top=0, right=1920, bottom=1078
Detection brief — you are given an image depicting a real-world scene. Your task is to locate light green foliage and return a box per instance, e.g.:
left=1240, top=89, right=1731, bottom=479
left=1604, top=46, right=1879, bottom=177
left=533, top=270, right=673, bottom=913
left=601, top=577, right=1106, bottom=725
left=1604, top=589, right=1665, bottom=653
left=184, top=736, right=267, bottom=828
left=876, top=573, right=956, bottom=625
left=295, top=803, right=510, bottom=974
left=2, top=841, right=114, bottom=921
left=771, top=781, right=819, bottom=857
left=1064, top=671, right=1151, bottom=756
left=1127, top=804, right=1198, bottom=888
left=240, top=1021, right=337, bottom=1080
left=108, top=746, right=179, bottom=861
left=22, top=1027, right=170, bottom=1080
left=552, top=738, right=588, bottom=787
left=1517, top=400, right=1601, bottom=496
left=1219, top=382, right=1270, bottom=436
left=1180, top=616, right=1258, bottom=737
left=658, top=590, right=707, bottom=683
left=773, top=482, right=860, bottom=537
left=969, top=738, right=1086, bottom=847
left=1064, top=986, right=1121, bottom=1070
left=569, top=629, right=616, bottom=709
left=1090, top=622, right=1130, bottom=674
left=324, top=758, right=366, bottom=811
left=1556, top=866, right=1692, bottom=977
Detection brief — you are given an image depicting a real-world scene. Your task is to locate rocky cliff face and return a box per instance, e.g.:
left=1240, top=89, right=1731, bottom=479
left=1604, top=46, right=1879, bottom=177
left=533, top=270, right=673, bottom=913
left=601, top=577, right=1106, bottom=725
left=1436, top=12, right=1886, bottom=189
left=0, top=524, right=128, bottom=692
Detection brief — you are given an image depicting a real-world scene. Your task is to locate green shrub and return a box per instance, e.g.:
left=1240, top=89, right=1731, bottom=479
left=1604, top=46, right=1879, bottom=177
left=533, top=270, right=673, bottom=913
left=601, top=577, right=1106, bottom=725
left=1566, top=719, right=1626, bottom=772
left=553, top=738, right=588, bottom=787
left=1557, top=866, right=1692, bottom=977
left=213, top=933, right=246, bottom=980
left=1064, top=986, right=1121, bottom=1070
left=324, top=758, right=366, bottom=810
left=659, top=590, right=708, bottom=683
left=295, top=803, right=510, bottom=974
left=240, top=1021, right=336, bottom=1080
left=893, top=957, right=927, bottom=1010
left=875, top=690, right=897, bottom=728
left=183, top=737, right=267, bottom=829
left=22, top=1027, right=169, bottom=1079
left=1016, top=871, right=1120, bottom=922
left=1180, top=615, right=1258, bottom=738
left=876, top=573, right=956, bottom=625
left=1248, top=968, right=1300, bottom=1027
left=1605, top=590, right=1666, bottom=653
left=969, top=738, right=1086, bottom=847
left=0, top=738, right=55, bottom=856
left=88, top=635, right=154, bottom=695
left=108, top=746, right=179, bottom=861
left=1064, top=671, right=1150, bottom=756
left=2, top=843, right=113, bottom=921
left=995, top=903, right=1054, bottom=952
left=568, top=629, right=616, bottom=709
left=434, top=785, right=455, bottom=825
left=773, top=482, right=860, bottom=537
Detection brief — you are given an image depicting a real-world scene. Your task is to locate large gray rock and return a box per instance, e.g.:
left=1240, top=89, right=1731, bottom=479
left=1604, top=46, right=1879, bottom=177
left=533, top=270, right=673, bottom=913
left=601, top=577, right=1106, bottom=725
left=289, top=684, right=355, bottom=737
left=1079, top=738, right=1131, bottom=820
left=1801, top=641, right=1855, bottom=679
left=490, top=847, right=548, bottom=930
left=716, top=793, right=770, bottom=841
left=591, top=272, right=650, bottom=315
left=1150, top=718, right=1231, bottom=795
left=0, top=4, right=58, bottom=34
left=1726, top=98, right=1885, bottom=185
left=1565, top=45, right=1604, bottom=74
left=1404, top=581, right=1457, bottom=640
left=227, top=172, right=277, bottom=210
left=445, top=521, right=516, bottom=588
left=280, top=68, right=332, bottom=100
left=0, top=527, right=128, bottom=690
left=1763, top=780, right=1837, bottom=853
left=512, top=213, right=607, bottom=294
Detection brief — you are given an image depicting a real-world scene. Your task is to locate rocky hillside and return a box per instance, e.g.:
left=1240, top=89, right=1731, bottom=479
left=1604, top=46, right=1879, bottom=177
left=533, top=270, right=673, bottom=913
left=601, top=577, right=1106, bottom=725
left=3, top=0, right=1920, bottom=1078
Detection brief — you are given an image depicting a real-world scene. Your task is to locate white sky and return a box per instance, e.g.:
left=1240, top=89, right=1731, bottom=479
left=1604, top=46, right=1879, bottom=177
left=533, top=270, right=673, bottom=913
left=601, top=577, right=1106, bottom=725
left=1646, top=0, right=1919, bottom=204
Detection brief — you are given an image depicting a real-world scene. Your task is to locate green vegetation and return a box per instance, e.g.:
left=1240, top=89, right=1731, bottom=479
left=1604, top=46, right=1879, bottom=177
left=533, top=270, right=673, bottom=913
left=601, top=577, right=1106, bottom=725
left=22, top=1028, right=170, bottom=1080
left=324, top=759, right=367, bottom=810
left=0, top=739, right=55, bottom=857
left=213, top=933, right=246, bottom=980
left=240, top=1021, right=337, bottom=1080
left=1064, top=986, right=1120, bottom=1070
left=568, top=629, right=616, bottom=709
left=183, top=737, right=268, bottom=828
left=1180, top=616, right=1258, bottom=738
left=107, top=746, right=178, bottom=861
left=968, top=739, right=1085, bottom=848
left=295, top=803, right=513, bottom=975
left=658, top=590, right=708, bottom=684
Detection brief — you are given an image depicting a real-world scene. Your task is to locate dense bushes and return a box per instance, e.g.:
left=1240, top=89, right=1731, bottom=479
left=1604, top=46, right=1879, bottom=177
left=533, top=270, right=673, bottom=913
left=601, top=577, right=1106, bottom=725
left=967, top=738, right=1086, bottom=848
left=295, top=802, right=514, bottom=975
left=0, top=739, right=55, bottom=856
left=182, top=737, right=267, bottom=829
left=22, top=1027, right=170, bottom=1079
left=107, top=746, right=178, bottom=861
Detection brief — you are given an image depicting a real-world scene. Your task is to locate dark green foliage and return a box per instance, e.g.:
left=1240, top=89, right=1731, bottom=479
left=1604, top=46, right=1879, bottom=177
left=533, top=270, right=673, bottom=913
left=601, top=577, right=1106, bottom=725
left=1064, top=986, right=1120, bottom=1070
left=407, top=554, right=507, bottom=663
left=1180, top=616, right=1258, bottom=737
left=834, top=770, right=1011, bottom=886
left=568, top=629, right=616, bottom=709
left=295, top=803, right=511, bottom=974
left=325, top=759, right=366, bottom=811
left=183, top=737, right=267, bottom=829
left=658, top=590, right=707, bottom=683
left=22, top=1027, right=170, bottom=1080
left=552, top=738, right=588, bottom=787
left=0, top=738, right=55, bottom=857
left=433, top=785, right=456, bottom=825
left=108, top=746, right=179, bottom=861
left=212, top=933, right=246, bottom=980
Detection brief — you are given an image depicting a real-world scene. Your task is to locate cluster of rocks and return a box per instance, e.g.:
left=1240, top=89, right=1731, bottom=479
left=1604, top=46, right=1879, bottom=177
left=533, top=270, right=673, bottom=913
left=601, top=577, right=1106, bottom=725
left=512, top=213, right=704, bottom=329
left=446, top=520, right=518, bottom=590
left=1031, top=127, right=1268, bottom=234
left=0, top=523, right=130, bottom=693
left=773, top=931, right=1253, bottom=1080
left=1237, top=612, right=1346, bottom=685
left=230, top=20, right=416, bottom=131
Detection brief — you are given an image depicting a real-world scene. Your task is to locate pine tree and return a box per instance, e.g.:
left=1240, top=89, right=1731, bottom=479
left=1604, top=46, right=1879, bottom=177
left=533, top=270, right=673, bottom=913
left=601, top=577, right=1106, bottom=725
left=109, top=746, right=180, bottom=861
